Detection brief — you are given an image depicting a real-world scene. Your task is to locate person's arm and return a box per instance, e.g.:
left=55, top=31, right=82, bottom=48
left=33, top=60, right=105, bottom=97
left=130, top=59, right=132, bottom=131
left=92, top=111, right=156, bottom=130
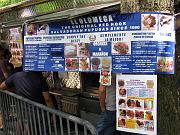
left=42, top=91, right=54, bottom=108
left=0, top=81, right=8, bottom=90
left=99, top=85, right=106, bottom=112
left=42, top=91, right=56, bottom=125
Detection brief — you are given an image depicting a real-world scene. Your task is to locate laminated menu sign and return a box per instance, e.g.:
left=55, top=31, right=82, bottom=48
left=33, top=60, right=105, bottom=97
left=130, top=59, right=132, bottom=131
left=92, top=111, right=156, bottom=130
left=99, top=70, right=111, bottom=86
left=9, top=28, right=23, bottom=68
left=24, top=12, right=175, bottom=74
left=116, top=74, right=157, bottom=135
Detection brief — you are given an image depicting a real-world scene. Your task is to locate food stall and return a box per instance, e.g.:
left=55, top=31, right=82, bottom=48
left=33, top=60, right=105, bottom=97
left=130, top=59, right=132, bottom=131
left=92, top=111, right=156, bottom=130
left=0, top=0, right=120, bottom=126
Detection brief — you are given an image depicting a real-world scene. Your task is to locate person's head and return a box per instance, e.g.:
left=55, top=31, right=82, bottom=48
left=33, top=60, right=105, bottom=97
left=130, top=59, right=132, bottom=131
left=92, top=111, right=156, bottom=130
left=14, top=66, right=23, bottom=72
left=30, top=71, right=43, bottom=76
left=3, top=49, right=12, bottom=59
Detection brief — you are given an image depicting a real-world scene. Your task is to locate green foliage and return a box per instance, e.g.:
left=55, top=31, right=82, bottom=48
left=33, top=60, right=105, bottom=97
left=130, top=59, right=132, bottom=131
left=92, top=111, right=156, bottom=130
left=0, top=0, right=23, bottom=9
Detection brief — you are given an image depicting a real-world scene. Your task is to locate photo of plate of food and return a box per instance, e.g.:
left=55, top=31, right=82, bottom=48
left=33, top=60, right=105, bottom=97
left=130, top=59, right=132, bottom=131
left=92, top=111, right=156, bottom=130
left=64, top=43, right=77, bottom=57
left=157, top=57, right=173, bottom=72
left=118, top=118, right=126, bottom=128
left=157, top=57, right=166, bottom=72
left=135, top=120, right=144, bottom=130
left=166, top=57, right=174, bottom=72
left=91, top=57, right=101, bottom=71
left=159, top=15, right=174, bottom=31
left=127, top=99, right=135, bottom=108
left=144, top=100, right=153, bottom=110
left=99, top=70, right=111, bottom=86
left=118, top=79, right=125, bottom=87
left=79, top=58, right=90, bottom=71
left=119, top=99, right=126, bottom=108
left=26, top=24, right=37, bottom=36
left=145, top=111, right=153, bottom=120
left=135, top=100, right=144, bottom=109
left=101, top=57, right=111, bottom=70
left=119, top=109, right=126, bottom=117
left=77, top=43, right=90, bottom=57
left=112, top=42, right=130, bottom=55
left=146, top=80, right=154, bottom=88
left=142, top=14, right=157, bottom=30
left=65, top=58, right=78, bottom=71
left=135, top=110, right=144, bottom=119
left=127, top=110, right=135, bottom=119
left=144, top=121, right=154, bottom=131
left=119, top=86, right=126, bottom=97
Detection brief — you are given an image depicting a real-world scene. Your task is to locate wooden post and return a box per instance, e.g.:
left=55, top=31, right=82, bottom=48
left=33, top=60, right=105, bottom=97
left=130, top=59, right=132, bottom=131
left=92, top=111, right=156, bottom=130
left=119, top=0, right=180, bottom=135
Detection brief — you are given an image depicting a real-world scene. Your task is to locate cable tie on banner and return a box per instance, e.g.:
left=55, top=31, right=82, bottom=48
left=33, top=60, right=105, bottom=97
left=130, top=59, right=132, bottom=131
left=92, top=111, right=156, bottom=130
left=22, top=20, right=29, bottom=28
left=175, top=13, right=180, bottom=16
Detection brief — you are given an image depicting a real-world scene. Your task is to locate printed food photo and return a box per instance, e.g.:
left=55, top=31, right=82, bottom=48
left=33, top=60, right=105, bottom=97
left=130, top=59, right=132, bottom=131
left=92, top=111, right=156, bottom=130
left=144, top=100, right=154, bottom=110
left=64, top=43, right=77, bottom=57
left=157, top=57, right=173, bottom=72
left=157, top=57, right=164, bottom=71
left=119, top=109, right=126, bottom=117
left=119, top=99, right=126, bottom=108
left=136, top=120, right=144, bottom=129
left=135, top=100, right=144, bottom=109
left=78, top=43, right=90, bottom=57
left=144, top=121, right=154, bottom=131
left=127, top=99, right=135, bottom=108
left=142, top=14, right=157, bottom=30
left=118, top=118, right=126, bottom=127
left=146, top=80, right=154, bottom=88
left=91, top=57, right=101, bottom=70
left=65, top=58, right=78, bottom=70
left=127, top=110, right=135, bottom=119
left=119, top=86, right=126, bottom=97
left=118, top=80, right=125, bottom=87
left=79, top=58, right=89, bottom=71
left=135, top=110, right=144, bottom=119
left=99, top=70, right=111, bottom=86
left=112, top=42, right=129, bottom=55
left=26, top=24, right=37, bottom=35
left=145, top=111, right=153, bottom=120
left=101, top=57, right=111, bottom=70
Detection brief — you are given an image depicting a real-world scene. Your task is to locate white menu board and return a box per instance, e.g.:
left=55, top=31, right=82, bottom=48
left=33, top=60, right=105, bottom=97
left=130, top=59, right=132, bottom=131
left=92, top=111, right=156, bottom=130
left=116, top=74, right=157, bottom=135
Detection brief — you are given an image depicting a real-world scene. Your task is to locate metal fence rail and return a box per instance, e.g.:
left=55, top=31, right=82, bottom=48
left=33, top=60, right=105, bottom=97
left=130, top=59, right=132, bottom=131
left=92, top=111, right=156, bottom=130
left=0, top=90, right=98, bottom=135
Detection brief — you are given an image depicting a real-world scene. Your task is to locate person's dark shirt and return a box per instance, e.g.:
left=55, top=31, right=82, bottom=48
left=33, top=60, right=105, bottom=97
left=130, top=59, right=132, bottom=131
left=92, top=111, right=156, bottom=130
left=5, top=71, right=49, bottom=104
left=0, top=60, right=6, bottom=83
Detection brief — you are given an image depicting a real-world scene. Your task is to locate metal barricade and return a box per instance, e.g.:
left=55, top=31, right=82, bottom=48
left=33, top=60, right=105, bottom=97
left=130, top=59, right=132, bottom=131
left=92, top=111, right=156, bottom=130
left=0, top=90, right=98, bottom=135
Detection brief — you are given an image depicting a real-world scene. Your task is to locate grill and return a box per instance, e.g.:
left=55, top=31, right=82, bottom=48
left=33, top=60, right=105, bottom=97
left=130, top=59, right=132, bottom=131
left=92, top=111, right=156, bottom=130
left=61, top=97, right=79, bottom=116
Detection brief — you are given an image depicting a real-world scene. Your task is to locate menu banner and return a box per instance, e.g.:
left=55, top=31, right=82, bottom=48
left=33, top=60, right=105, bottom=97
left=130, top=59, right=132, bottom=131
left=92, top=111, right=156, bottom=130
left=24, top=12, right=175, bottom=74
left=116, top=74, right=157, bottom=135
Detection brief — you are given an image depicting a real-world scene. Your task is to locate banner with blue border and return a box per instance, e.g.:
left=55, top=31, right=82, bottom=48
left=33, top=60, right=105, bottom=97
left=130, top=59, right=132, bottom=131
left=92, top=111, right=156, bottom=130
left=24, top=12, right=175, bottom=74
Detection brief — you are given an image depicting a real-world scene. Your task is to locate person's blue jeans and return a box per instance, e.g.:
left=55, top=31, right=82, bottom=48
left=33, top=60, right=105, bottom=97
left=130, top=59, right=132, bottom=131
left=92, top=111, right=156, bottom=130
left=96, top=110, right=116, bottom=135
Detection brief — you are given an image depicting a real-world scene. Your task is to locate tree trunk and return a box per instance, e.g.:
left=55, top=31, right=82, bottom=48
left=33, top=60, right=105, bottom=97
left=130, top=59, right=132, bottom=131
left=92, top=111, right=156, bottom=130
left=119, top=0, right=180, bottom=135
left=120, top=0, right=174, bottom=13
